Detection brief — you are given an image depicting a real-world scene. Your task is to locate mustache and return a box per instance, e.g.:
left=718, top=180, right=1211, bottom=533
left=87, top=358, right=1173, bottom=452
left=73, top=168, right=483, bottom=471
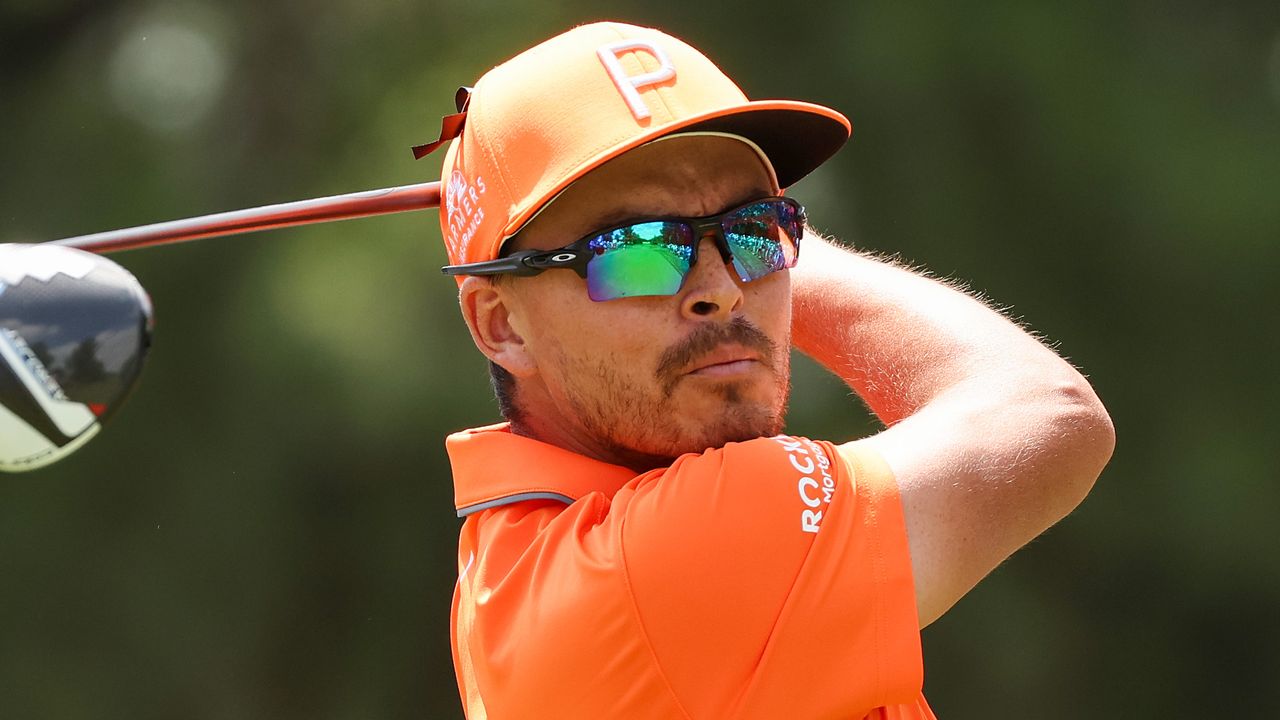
left=655, top=316, right=778, bottom=394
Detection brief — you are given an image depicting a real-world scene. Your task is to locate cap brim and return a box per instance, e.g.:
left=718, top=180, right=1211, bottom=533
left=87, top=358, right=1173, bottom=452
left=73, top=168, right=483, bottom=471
left=677, top=100, right=852, bottom=189
left=502, top=100, right=851, bottom=240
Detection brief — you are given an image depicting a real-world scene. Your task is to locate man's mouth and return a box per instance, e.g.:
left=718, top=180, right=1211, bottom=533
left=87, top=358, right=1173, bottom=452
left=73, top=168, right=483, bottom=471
left=686, top=345, right=763, bottom=376
left=655, top=317, right=779, bottom=397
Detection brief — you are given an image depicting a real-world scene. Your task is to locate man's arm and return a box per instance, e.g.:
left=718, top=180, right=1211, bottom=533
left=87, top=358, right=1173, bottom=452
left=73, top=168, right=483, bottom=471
left=791, top=235, right=1115, bottom=627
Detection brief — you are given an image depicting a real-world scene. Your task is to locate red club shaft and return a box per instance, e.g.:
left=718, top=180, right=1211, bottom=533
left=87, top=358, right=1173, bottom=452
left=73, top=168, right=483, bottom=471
left=49, top=182, right=442, bottom=254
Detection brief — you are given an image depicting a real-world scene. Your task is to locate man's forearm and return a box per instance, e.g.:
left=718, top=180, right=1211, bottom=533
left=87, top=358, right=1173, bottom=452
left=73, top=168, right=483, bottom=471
left=791, top=233, right=1115, bottom=624
left=792, top=234, right=1093, bottom=429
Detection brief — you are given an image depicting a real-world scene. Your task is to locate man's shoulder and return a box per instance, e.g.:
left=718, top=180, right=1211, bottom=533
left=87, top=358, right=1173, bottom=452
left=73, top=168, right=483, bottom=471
left=635, top=434, right=852, bottom=509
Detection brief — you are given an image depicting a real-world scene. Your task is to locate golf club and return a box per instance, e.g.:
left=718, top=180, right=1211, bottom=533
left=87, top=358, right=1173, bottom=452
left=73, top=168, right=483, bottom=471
left=52, top=182, right=442, bottom=254
left=0, top=244, right=152, bottom=472
left=1, top=181, right=443, bottom=472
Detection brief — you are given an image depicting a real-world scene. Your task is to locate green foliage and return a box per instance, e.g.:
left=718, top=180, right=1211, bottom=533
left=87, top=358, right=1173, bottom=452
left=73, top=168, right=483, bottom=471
left=2, top=1, right=1278, bottom=718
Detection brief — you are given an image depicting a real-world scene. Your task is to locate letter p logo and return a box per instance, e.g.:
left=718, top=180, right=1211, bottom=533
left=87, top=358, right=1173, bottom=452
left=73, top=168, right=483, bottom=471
left=596, top=40, right=676, bottom=121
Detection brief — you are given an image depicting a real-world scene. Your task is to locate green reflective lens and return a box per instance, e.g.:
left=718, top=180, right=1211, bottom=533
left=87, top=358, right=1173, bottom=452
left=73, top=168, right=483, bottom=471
left=586, top=222, right=692, bottom=300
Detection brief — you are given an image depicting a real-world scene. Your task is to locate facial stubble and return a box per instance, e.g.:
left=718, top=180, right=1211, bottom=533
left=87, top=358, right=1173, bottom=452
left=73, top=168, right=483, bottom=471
left=565, top=317, right=791, bottom=470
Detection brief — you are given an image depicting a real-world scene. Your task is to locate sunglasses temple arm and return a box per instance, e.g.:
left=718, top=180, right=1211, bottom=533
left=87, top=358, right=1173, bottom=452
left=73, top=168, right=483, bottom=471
left=442, top=244, right=599, bottom=278
left=440, top=251, right=545, bottom=277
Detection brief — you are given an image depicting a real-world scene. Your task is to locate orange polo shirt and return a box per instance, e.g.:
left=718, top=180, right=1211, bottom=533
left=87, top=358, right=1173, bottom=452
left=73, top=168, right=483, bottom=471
left=447, top=423, right=936, bottom=719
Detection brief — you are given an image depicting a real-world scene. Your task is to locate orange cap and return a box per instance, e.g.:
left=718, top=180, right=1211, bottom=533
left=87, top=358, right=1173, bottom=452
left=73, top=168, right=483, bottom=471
left=429, top=21, right=851, bottom=268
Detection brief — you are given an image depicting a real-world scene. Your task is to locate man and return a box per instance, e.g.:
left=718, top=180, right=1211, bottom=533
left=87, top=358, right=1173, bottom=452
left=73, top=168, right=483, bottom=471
left=422, top=21, right=1114, bottom=719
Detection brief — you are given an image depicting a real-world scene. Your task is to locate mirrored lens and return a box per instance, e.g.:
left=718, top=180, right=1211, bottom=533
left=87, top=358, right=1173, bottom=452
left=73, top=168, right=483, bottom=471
left=723, top=200, right=800, bottom=282
left=586, top=222, right=693, bottom=301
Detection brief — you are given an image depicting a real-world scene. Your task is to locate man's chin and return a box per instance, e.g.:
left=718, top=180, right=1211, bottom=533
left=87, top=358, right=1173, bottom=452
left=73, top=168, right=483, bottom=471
left=576, top=377, right=789, bottom=470
left=682, top=383, right=786, bottom=437
left=666, top=401, right=786, bottom=454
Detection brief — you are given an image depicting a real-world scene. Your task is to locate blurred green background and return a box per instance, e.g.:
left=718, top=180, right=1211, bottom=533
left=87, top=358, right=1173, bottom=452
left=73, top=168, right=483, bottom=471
left=2, top=1, right=1278, bottom=718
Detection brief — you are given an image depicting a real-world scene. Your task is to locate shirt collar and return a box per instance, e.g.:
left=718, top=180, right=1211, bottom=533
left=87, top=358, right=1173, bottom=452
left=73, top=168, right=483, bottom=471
left=446, top=423, right=638, bottom=517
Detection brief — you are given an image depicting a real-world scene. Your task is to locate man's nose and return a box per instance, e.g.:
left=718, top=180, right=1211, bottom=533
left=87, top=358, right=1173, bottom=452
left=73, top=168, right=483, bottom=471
left=679, top=235, right=744, bottom=319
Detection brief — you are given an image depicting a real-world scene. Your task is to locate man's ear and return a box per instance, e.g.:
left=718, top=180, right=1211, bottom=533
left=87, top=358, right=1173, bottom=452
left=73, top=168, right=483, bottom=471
left=458, top=276, right=537, bottom=378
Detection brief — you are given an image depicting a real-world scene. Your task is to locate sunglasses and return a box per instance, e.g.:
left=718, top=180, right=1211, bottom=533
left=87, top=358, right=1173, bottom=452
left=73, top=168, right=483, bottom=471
left=441, top=197, right=805, bottom=302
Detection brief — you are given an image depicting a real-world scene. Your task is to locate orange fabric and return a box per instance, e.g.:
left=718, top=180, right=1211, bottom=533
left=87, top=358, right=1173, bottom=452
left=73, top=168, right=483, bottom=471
left=436, top=22, right=851, bottom=271
left=447, top=424, right=936, bottom=719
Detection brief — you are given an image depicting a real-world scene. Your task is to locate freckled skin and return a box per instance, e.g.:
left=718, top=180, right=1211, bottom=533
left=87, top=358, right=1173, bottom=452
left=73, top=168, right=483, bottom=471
left=467, top=136, right=794, bottom=471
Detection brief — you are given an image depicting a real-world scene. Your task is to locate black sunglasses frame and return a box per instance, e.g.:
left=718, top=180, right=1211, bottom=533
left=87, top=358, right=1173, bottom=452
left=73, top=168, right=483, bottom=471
left=440, top=196, right=806, bottom=281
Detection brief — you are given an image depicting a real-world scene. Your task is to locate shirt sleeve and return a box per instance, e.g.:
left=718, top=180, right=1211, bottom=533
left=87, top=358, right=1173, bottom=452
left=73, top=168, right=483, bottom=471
left=616, top=436, right=923, bottom=719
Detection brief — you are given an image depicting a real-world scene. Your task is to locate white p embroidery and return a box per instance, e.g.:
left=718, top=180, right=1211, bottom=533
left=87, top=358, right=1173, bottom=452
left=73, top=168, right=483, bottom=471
left=596, top=40, right=676, bottom=120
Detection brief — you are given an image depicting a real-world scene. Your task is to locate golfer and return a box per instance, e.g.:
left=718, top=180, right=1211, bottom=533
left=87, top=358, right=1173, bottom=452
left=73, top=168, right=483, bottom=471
left=426, top=22, right=1114, bottom=719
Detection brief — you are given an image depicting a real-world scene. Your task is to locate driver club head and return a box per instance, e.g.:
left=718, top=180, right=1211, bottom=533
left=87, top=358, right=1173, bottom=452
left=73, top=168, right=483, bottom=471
left=0, top=244, right=153, bottom=473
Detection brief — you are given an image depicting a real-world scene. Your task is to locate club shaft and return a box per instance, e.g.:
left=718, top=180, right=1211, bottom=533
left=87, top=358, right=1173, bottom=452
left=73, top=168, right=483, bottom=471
left=49, top=182, right=442, bottom=254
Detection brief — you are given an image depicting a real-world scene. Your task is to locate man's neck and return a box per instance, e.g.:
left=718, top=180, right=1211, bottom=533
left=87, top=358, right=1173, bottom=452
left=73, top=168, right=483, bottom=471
left=507, top=412, right=675, bottom=474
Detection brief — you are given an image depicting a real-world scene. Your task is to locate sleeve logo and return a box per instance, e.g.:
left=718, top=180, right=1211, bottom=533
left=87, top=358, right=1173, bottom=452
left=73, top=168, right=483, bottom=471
left=772, top=436, right=836, bottom=534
